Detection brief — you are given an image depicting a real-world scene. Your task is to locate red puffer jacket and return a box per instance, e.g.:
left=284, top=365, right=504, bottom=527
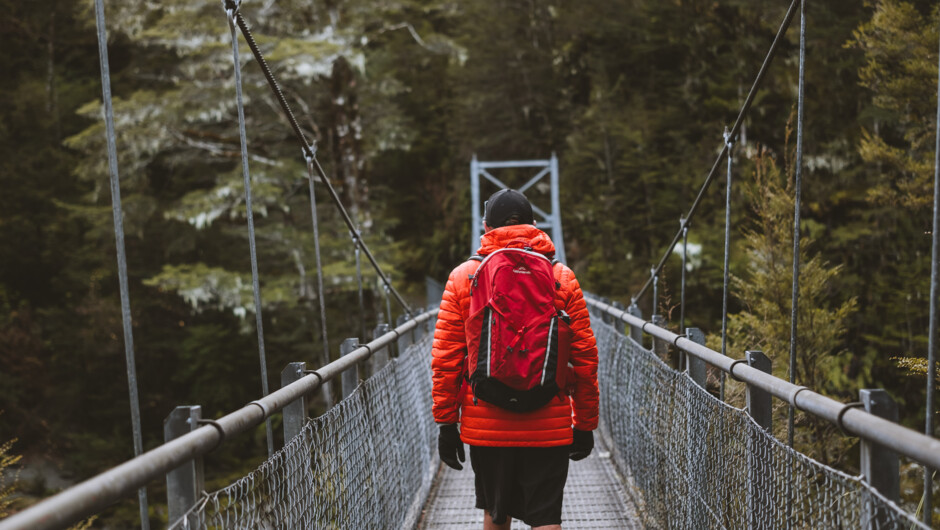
left=431, top=225, right=599, bottom=447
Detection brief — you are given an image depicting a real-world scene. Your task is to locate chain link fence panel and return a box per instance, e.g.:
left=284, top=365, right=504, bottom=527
left=592, top=312, right=927, bottom=530
left=168, top=331, right=437, bottom=530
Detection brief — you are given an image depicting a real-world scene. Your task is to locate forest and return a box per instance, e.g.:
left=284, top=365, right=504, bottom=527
left=1, top=0, right=939, bottom=526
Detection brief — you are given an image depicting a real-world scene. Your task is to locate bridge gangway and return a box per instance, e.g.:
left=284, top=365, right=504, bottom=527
left=420, top=436, right=641, bottom=529
left=3, top=300, right=940, bottom=529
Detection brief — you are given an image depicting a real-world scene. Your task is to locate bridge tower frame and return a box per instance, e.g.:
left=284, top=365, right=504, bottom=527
left=470, top=153, right=566, bottom=263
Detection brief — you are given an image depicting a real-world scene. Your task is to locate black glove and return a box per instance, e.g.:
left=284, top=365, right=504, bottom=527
left=438, top=423, right=466, bottom=470
left=569, top=428, right=594, bottom=461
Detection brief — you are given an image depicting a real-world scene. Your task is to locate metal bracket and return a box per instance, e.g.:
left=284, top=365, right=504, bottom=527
left=195, top=419, right=226, bottom=452
left=728, top=358, right=748, bottom=382
left=303, top=369, right=324, bottom=386
left=837, top=402, right=864, bottom=436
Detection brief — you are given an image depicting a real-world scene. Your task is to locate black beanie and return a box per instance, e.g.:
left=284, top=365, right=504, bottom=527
left=484, top=189, right=534, bottom=228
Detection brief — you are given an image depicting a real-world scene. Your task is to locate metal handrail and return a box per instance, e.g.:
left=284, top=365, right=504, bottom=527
left=585, top=297, right=940, bottom=471
left=0, top=309, right=438, bottom=530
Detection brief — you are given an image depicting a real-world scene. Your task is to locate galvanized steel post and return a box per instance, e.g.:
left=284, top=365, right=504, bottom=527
left=601, top=297, right=613, bottom=324
left=686, top=328, right=707, bottom=388
left=396, top=314, right=412, bottom=356
left=746, top=351, right=773, bottom=430
left=651, top=315, right=670, bottom=366
left=281, top=362, right=306, bottom=443
left=746, top=351, right=772, bottom=530
left=341, top=338, right=359, bottom=401
left=372, top=324, right=390, bottom=376
left=549, top=152, right=567, bottom=264
left=430, top=304, right=439, bottom=334
left=860, top=388, right=900, bottom=530
left=612, top=301, right=626, bottom=336
left=471, top=154, right=481, bottom=255
left=164, top=406, right=204, bottom=528
left=628, top=303, right=644, bottom=345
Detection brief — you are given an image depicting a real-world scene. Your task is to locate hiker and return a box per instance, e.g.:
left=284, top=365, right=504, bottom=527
left=431, top=188, right=600, bottom=530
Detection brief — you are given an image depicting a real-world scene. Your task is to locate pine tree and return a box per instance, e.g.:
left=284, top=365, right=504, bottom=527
left=726, top=146, right=860, bottom=466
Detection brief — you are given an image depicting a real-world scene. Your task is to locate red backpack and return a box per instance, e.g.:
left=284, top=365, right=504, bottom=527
left=465, top=248, right=571, bottom=413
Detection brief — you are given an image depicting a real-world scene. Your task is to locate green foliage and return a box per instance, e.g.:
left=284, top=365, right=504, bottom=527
left=0, top=435, right=21, bottom=518
left=851, top=0, right=940, bottom=209
left=725, top=148, right=861, bottom=465
left=4, top=0, right=940, bottom=525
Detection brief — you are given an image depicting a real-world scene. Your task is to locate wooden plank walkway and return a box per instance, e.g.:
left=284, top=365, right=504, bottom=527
left=418, top=439, right=642, bottom=529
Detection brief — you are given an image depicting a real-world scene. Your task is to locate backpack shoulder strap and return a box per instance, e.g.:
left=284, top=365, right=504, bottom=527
left=468, top=254, right=484, bottom=262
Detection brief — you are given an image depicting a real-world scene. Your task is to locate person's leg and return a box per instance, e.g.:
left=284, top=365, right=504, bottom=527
left=472, top=446, right=517, bottom=530
left=483, top=510, right=512, bottom=530
left=519, top=446, right=569, bottom=529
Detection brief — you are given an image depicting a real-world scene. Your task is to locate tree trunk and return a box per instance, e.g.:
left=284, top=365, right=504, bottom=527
left=329, top=56, right=369, bottom=231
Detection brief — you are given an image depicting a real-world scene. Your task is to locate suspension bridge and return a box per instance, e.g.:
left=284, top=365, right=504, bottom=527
left=2, top=0, right=940, bottom=528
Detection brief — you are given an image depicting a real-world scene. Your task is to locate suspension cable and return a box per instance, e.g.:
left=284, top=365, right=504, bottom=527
left=924, top=2, right=940, bottom=523
left=225, top=2, right=274, bottom=457
left=679, top=218, right=689, bottom=368
left=786, top=3, right=807, bottom=527
left=354, top=230, right=367, bottom=341
left=631, top=0, right=801, bottom=304
left=230, top=7, right=413, bottom=316
left=92, top=1, right=150, bottom=527
left=788, top=0, right=807, bottom=453
left=719, top=129, right=735, bottom=402
left=305, top=154, right=333, bottom=407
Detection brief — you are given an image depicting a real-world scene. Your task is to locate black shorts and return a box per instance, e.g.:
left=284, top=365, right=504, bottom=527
left=469, top=445, right=569, bottom=526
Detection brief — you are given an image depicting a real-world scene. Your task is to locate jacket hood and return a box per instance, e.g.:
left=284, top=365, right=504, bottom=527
left=476, top=224, right=556, bottom=258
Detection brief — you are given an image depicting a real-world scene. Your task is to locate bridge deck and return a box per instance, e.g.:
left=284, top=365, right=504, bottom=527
left=419, top=438, right=642, bottom=529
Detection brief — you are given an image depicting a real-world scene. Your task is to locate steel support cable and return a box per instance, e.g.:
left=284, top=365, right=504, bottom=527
left=383, top=284, right=393, bottom=327
left=786, top=1, right=807, bottom=528
left=225, top=5, right=274, bottom=457
left=304, top=155, right=333, bottom=407
left=651, top=269, right=659, bottom=318
left=679, top=219, right=689, bottom=369
left=924, top=5, right=940, bottom=523
left=92, top=1, right=150, bottom=528
left=354, top=231, right=367, bottom=341
left=720, top=130, right=735, bottom=402
left=230, top=9, right=413, bottom=316
left=631, top=0, right=801, bottom=303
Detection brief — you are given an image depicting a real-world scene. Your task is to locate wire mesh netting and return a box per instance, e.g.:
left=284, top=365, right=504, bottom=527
left=591, top=311, right=928, bottom=530
left=169, top=330, right=438, bottom=530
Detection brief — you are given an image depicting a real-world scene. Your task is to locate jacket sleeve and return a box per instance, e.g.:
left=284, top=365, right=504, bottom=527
left=431, top=264, right=469, bottom=424
left=560, top=266, right=599, bottom=431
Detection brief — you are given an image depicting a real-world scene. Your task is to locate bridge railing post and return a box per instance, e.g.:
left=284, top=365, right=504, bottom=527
left=859, top=388, right=900, bottom=530
left=413, top=314, right=424, bottom=342
left=341, top=337, right=359, bottom=401
left=372, top=324, right=390, bottom=376
left=651, top=315, right=670, bottom=365
left=745, top=350, right=772, bottom=530
left=427, top=304, right=437, bottom=337
left=397, top=314, right=412, bottom=357
left=684, top=328, right=707, bottom=526
left=281, top=362, right=307, bottom=443
left=601, top=297, right=613, bottom=324
left=611, top=300, right=625, bottom=330
left=164, top=406, right=204, bottom=527
left=628, top=303, right=643, bottom=345
left=686, top=328, right=706, bottom=388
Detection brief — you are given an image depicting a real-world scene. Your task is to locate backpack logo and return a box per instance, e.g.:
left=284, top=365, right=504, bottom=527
left=465, top=248, right=571, bottom=413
